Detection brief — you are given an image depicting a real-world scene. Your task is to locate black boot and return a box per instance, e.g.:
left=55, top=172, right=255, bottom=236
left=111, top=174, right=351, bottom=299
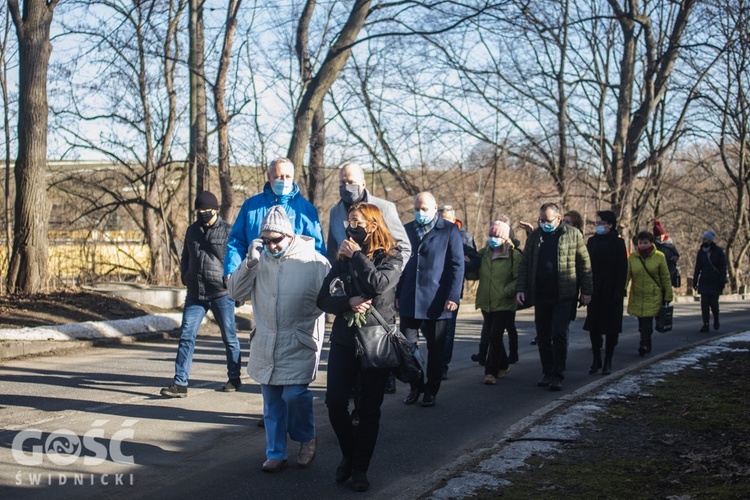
left=589, top=349, right=602, bottom=374
left=602, top=355, right=612, bottom=375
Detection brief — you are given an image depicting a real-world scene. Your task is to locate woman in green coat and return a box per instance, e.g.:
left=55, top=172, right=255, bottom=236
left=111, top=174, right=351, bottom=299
left=467, top=220, right=521, bottom=385
left=627, top=231, right=673, bottom=356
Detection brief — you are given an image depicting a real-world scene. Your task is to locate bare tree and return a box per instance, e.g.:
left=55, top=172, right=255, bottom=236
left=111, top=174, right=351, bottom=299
left=188, top=0, right=208, bottom=204
left=6, top=0, right=59, bottom=294
left=0, top=2, right=14, bottom=274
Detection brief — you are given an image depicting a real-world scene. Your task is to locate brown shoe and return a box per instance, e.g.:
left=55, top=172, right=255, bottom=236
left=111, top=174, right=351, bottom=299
left=497, top=367, right=511, bottom=379
left=297, top=436, right=317, bottom=466
left=261, top=458, right=288, bottom=472
left=483, top=374, right=496, bottom=385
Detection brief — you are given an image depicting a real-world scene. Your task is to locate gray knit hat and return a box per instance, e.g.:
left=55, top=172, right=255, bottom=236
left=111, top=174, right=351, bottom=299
left=702, top=230, right=715, bottom=242
left=261, top=206, right=293, bottom=236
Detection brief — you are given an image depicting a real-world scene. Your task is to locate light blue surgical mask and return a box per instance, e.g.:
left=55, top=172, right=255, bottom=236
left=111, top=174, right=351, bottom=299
left=414, top=210, right=435, bottom=226
left=488, top=237, right=503, bottom=248
left=595, top=225, right=608, bottom=235
left=264, top=245, right=288, bottom=259
left=272, top=179, right=294, bottom=197
left=540, top=222, right=556, bottom=233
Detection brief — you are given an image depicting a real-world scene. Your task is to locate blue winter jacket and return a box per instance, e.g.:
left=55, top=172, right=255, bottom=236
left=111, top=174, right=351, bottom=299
left=224, top=182, right=326, bottom=276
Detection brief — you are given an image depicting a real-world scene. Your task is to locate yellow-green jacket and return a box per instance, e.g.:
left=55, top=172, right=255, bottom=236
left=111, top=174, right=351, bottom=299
left=627, top=245, right=674, bottom=317
left=467, top=246, right=521, bottom=312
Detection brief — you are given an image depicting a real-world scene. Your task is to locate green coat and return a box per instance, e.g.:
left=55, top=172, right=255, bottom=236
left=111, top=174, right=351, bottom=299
left=515, top=225, right=593, bottom=305
left=468, top=246, right=522, bottom=312
left=626, top=245, right=674, bottom=318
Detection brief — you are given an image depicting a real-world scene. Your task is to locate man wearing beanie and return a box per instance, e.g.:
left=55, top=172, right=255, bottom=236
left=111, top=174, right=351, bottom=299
left=227, top=206, right=330, bottom=472
left=161, top=191, right=242, bottom=398
left=653, top=219, right=681, bottom=288
left=224, top=158, right=325, bottom=280
left=693, top=230, right=728, bottom=332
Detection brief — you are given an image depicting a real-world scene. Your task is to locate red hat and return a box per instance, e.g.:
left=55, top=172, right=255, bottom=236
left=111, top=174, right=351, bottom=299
left=653, top=219, right=666, bottom=237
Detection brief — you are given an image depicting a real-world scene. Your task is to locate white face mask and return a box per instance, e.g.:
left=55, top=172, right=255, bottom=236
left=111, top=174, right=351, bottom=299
left=272, top=179, right=294, bottom=196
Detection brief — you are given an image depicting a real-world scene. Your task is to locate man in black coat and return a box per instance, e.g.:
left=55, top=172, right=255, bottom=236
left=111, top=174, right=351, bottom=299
left=693, top=230, right=728, bottom=332
left=161, top=191, right=241, bottom=398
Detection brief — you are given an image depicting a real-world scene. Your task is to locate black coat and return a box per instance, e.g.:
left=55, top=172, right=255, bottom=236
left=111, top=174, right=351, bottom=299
left=693, top=243, right=728, bottom=296
left=181, top=217, right=231, bottom=300
left=583, top=230, right=628, bottom=334
left=317, top=249, right=403, bottom=348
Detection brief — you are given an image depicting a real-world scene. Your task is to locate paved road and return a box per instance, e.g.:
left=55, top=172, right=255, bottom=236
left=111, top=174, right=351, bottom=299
left=1, top=300, right=748, bottom=499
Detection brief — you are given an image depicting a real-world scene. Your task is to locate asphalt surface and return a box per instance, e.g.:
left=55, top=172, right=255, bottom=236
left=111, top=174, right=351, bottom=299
left=0, top=299, right=748, bottom=499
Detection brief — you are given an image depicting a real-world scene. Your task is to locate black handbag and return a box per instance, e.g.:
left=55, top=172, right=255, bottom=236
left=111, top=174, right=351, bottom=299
left=354, top=307, right=401, bottom=370
left=391, top=332, right=425, bottom=384
left=656, top=303, right=674, bottom=333
left=671, top=272, right=681, bottom=288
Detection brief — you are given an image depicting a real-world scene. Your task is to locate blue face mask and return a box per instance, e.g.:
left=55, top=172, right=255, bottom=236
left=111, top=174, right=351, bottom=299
left=272, top=179, right=294, bottom=197
left=264, top=244, right=288, bottom=259
left=540, top=222, right=557, bottom=233
left=595, top=225, right=608, bottom=235
left=488, top=237, right=503, bottom=248
left=414, top=210, right=435, bottom=226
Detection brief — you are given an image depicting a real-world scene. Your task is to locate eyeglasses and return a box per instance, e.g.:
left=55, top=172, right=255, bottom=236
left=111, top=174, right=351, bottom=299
left=344, top=220, right=366, bottom=229
left=262, top=235, right=286, bottom=246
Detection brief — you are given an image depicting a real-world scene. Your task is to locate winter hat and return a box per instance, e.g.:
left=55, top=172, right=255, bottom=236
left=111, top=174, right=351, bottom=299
left=490, top=220, right=511, bottom=241
left=261, top=205, right=294, bottom=236
left=702, top=230, right=716, bottom=242
left=652, top=219, right=665, bottom=237
left=195, top=191, right=219, bottom=210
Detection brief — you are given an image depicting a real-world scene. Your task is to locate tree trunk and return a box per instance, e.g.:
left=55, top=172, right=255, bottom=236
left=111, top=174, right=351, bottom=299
left=189, top=0, right=208, bottom=203
left=6, top=0, right=58, bottom=294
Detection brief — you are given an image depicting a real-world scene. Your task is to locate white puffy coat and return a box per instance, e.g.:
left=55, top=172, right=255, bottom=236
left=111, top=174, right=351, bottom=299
left=227, top=235, right=330, bottom=385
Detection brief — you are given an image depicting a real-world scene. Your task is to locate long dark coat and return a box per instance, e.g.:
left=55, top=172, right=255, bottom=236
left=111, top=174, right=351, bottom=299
left=693, top=243, right=728, bottom=296
left=583, top=229, right=628, bottom=334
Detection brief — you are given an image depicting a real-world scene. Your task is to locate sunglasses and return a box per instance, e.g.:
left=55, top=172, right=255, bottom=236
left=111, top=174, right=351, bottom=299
left=262, top=235, right=287, bottom=246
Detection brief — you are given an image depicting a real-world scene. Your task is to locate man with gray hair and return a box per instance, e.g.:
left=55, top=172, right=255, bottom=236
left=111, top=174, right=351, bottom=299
left=224, top=157, right=326, bottom=279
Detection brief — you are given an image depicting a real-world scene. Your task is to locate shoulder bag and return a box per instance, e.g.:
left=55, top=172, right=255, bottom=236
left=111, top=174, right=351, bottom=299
left=638, top=257, right=673, bottom=333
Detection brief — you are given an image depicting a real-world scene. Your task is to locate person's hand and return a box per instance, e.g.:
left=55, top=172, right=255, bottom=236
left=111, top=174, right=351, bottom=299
left=338, top=238, right=361, bottom=259
left=516, top=292, right=526, bottom=306
left=444, top=300, right=458, bottom=312
left=349, top=296, right=372, bottom=314
left=248, top=238, right=263, bottom=261
left=579, top=294, right=591, bottom=306
left=518, top=221, right=534, bottom=234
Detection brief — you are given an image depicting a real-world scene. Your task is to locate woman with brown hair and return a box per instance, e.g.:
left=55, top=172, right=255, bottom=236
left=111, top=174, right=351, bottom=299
left=317, top=202, right=403, bottom=492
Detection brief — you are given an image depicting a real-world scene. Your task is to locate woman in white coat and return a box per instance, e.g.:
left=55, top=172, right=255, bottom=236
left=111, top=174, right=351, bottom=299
left=228, top=206, right=330, bottom=473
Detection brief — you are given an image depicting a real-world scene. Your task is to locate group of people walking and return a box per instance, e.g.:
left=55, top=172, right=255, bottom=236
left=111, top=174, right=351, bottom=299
left=158, top=157, right=729, bottom=492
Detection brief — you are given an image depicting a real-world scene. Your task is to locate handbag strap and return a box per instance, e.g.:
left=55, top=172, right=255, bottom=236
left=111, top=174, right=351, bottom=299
left=638, top=256, right=664, bottom=302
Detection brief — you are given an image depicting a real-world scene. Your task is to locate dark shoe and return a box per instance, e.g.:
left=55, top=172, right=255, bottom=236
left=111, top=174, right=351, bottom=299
left=160, top=383, right=187, bottom=398
left=549, top=375, right=562, bottom=391
left=421, top=393, right=436, bottom=407
left=714, top=320, right=720, bottom=330
left=699, top=324, right=709, bottom=333
left=537, top=374, right=552, bottom=387
left=441, top=369, right=448, bottom=381
left=602, top=357, right=612, bottom=375
left=470, top=353, right=481, bottom=362
left=508, top=355, right=518, bottom=364
left=404, top=387, right=422, bottom=405
left=530, top=337, right=538, bottom=346
left=335, top=457, right=352, bottom=483
left=222, top=378, right=242, bottom=392
left=297, top=436, right=317, bottom=466
left=645, top=344, right=652, bottom=354
left=262, top=458, right=288, bottom=472
left=638, top=344, right=647, bottom=357
left=589, top=350, right=602, bottom=374
left=351, top=470, right=370, bottom=492
left=384, top=374, right=396, bottom=394
left=257, top=418, right=265, bottom=428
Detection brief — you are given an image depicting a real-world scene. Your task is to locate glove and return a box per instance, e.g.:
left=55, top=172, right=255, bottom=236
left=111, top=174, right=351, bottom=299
left=248, top=238, right=263, bottom=262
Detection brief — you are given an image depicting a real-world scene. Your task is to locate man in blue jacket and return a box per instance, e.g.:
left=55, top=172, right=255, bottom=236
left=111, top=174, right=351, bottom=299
left=397, top=192, right=464, bottom=407
left=224, top=157, right=326, bottom=279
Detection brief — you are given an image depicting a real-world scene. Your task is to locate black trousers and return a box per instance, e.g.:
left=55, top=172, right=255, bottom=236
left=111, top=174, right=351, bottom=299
left=637, top=316, right=654, bottom=346
left=481, top=310, right=514, bottom=375
left=400, top=316, right=448, bottom=396
left=701, top=294, right=720, bottom=325
left=534, top=299, right=574, bottom=378
left=325, top=342, right=389, bottom=473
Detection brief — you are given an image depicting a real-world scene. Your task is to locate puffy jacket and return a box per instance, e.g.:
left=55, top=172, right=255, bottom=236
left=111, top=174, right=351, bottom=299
left=467, top=245, right=521, bottom=312
left=317, top=249, right=403, bottom=348
left=626, top=245, right=674, bottom=318
left=226, top=235, right=330, bottom=386
left=693, top=243, right=728, bottom=296
left=181, top=217, right=231, bottom=301
left=515, top=225, right=593, bottom=306
left=224, top=182, right=325, bottom=276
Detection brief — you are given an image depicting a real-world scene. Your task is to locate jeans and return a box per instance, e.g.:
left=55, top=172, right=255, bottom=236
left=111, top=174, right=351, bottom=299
left=261, top=384, right=315, bottom=460
left=701, top=294, right=720, bottom=325
left=326, top=342, right=388, bottom=473
left=442, top=309, right=459, bottom=375
left=401, top=316, right=449, bottom=396
left=482, top=310, right=514, bottom=375
left=534, top=299, right=574, bottom=378
left=174, top=294, right=241, bottom=386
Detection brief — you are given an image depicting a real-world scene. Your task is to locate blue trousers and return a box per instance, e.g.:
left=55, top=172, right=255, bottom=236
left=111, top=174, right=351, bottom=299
left=174, top=294, right=240, bottom=386
left=261, top=384, right=315, bottom=460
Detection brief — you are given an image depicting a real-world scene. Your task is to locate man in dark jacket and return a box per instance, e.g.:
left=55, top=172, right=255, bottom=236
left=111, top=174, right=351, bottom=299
left=653, top=219, right=681, bottom=287
left=397, top=192, right=464, bottom=407
left=161, top=191, right=241, bottom=398
left=516, top=202, right=592, bottom=392
left=693, top=230, right=728, bottom=332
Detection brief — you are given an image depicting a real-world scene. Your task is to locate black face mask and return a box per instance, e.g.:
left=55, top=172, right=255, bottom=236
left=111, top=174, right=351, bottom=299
left=197, top=211, right=216, bottom=225
left=346, top=226, right=368, bottom=245
left=702, top=243, right=711, bottom=250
